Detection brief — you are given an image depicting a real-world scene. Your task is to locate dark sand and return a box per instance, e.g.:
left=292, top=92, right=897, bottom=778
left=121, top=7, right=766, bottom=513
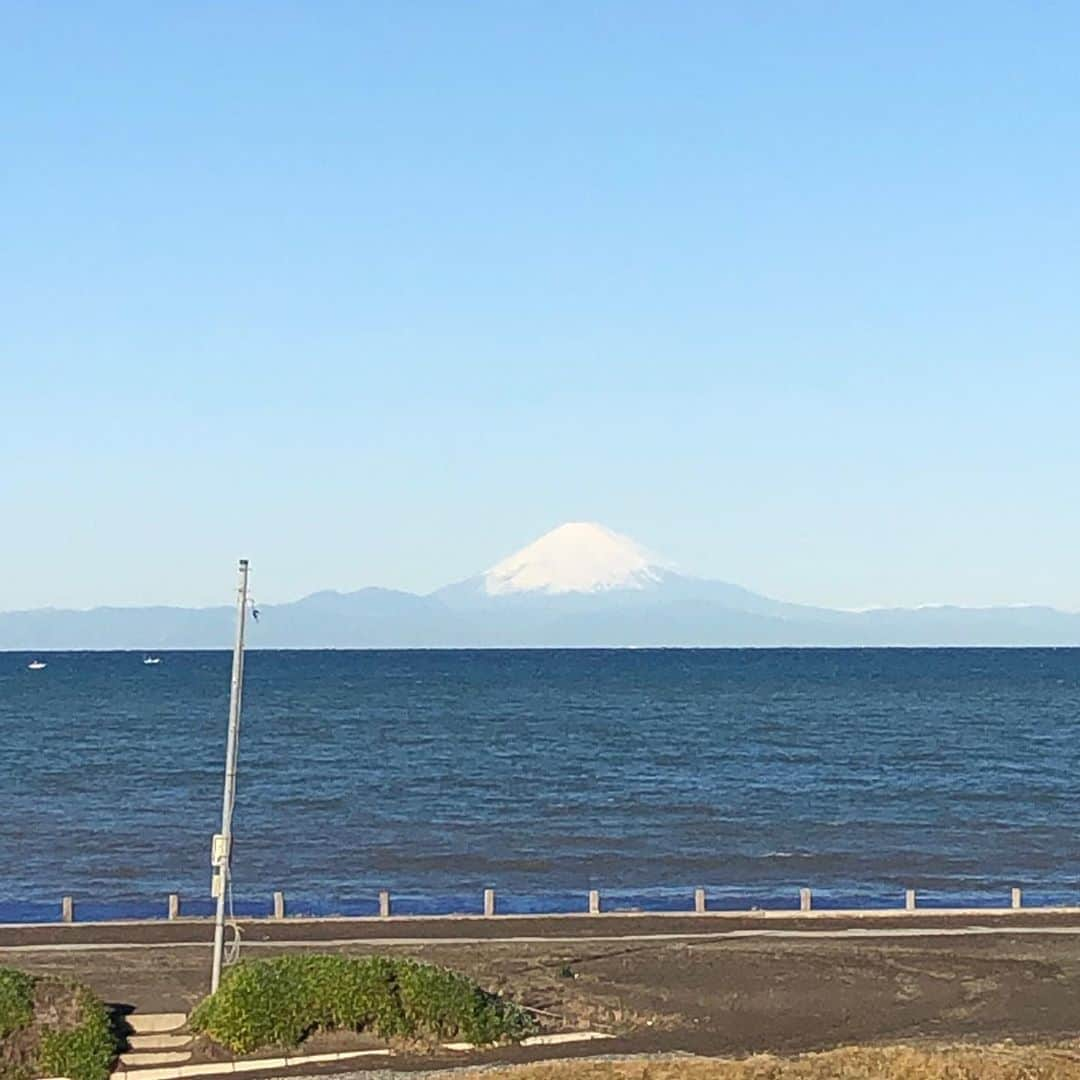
left=5, top=914, right=1080, bottom=1070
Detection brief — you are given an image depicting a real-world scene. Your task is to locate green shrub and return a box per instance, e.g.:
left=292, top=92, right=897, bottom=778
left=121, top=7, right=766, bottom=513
left=189, top=954, right=536, bottom=1054
left=37, top=987, right=116, bottom=1080
left=395, top=958, right=531, bottom=1045
left=0, top=970, right=34, bottom=1040
left=0, top=969, right=117, bottom=1080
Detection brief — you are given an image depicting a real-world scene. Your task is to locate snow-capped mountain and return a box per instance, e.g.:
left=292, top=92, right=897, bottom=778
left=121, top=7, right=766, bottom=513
left=483, top=522, right=667, bottom=596
left=4, top=522, right=1080, bottom=648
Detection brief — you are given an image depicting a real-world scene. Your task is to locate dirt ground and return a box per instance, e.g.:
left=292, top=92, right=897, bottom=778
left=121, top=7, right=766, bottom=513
left=6, top=928, right=1080, bottom=1067
left=371, top=1044, right=1080, bottom=1079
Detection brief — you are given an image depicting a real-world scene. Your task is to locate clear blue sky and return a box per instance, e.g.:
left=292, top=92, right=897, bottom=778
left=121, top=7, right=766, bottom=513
left=4, top=2, right=1079, bottom=611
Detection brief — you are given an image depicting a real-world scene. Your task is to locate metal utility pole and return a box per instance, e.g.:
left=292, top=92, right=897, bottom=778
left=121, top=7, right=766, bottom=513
left=210, top=558, right=250, bottom=994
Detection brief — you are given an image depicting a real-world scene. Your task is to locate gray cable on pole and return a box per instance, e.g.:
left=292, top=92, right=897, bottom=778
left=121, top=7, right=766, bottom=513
left=211, top=558, right=250, bottom=994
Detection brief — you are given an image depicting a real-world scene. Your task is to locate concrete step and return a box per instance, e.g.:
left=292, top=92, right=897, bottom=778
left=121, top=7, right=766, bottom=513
left=445, top=1030, right=615, bottom=1051
left=125, top=1013, right=188, bottom=1035
left=127, top=1035, right=192, bottom=1052
left=521, top=1031, right=615, bottom=1046
left=119, top=1051, right=193, bottom=1068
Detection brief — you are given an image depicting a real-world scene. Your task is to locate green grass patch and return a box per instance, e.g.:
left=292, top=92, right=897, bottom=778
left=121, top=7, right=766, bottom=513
left=0, top=971, right=34, bottom=1040
left=0, top=969, right=118, bottom=1080
left=189, top=954, right=537, bottom=1054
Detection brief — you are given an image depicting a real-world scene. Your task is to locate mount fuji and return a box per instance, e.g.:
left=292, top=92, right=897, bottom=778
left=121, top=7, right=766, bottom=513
left=3, top=522, right=1080, bottom=649
left=484, top=522, right=668, bottom=596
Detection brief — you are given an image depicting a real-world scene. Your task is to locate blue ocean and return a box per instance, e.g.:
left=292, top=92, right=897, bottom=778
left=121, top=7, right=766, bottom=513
left=4, top=648, right=1080, bottom=922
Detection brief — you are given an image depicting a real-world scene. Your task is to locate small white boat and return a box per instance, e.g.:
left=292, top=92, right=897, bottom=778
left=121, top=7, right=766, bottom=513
left=27, top=660, right=47, bottom=671
left=143, top=656, right=161, bottom=665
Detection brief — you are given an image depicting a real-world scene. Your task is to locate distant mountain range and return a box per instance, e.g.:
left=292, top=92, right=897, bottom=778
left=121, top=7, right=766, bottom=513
left=4, top=522, right=1079, bottom=649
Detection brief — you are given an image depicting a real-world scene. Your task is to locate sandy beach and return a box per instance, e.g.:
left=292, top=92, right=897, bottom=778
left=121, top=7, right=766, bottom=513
left=8, top=913, right=1080, bottom=1072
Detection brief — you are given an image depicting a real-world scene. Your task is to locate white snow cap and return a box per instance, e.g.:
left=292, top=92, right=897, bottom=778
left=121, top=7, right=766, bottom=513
left=484, top=522, right=668, bottom=596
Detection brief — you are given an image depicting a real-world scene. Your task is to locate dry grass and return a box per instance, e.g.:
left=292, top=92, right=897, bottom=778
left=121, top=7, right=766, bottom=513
left=442, top=1044, right=1080, bottom=1079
